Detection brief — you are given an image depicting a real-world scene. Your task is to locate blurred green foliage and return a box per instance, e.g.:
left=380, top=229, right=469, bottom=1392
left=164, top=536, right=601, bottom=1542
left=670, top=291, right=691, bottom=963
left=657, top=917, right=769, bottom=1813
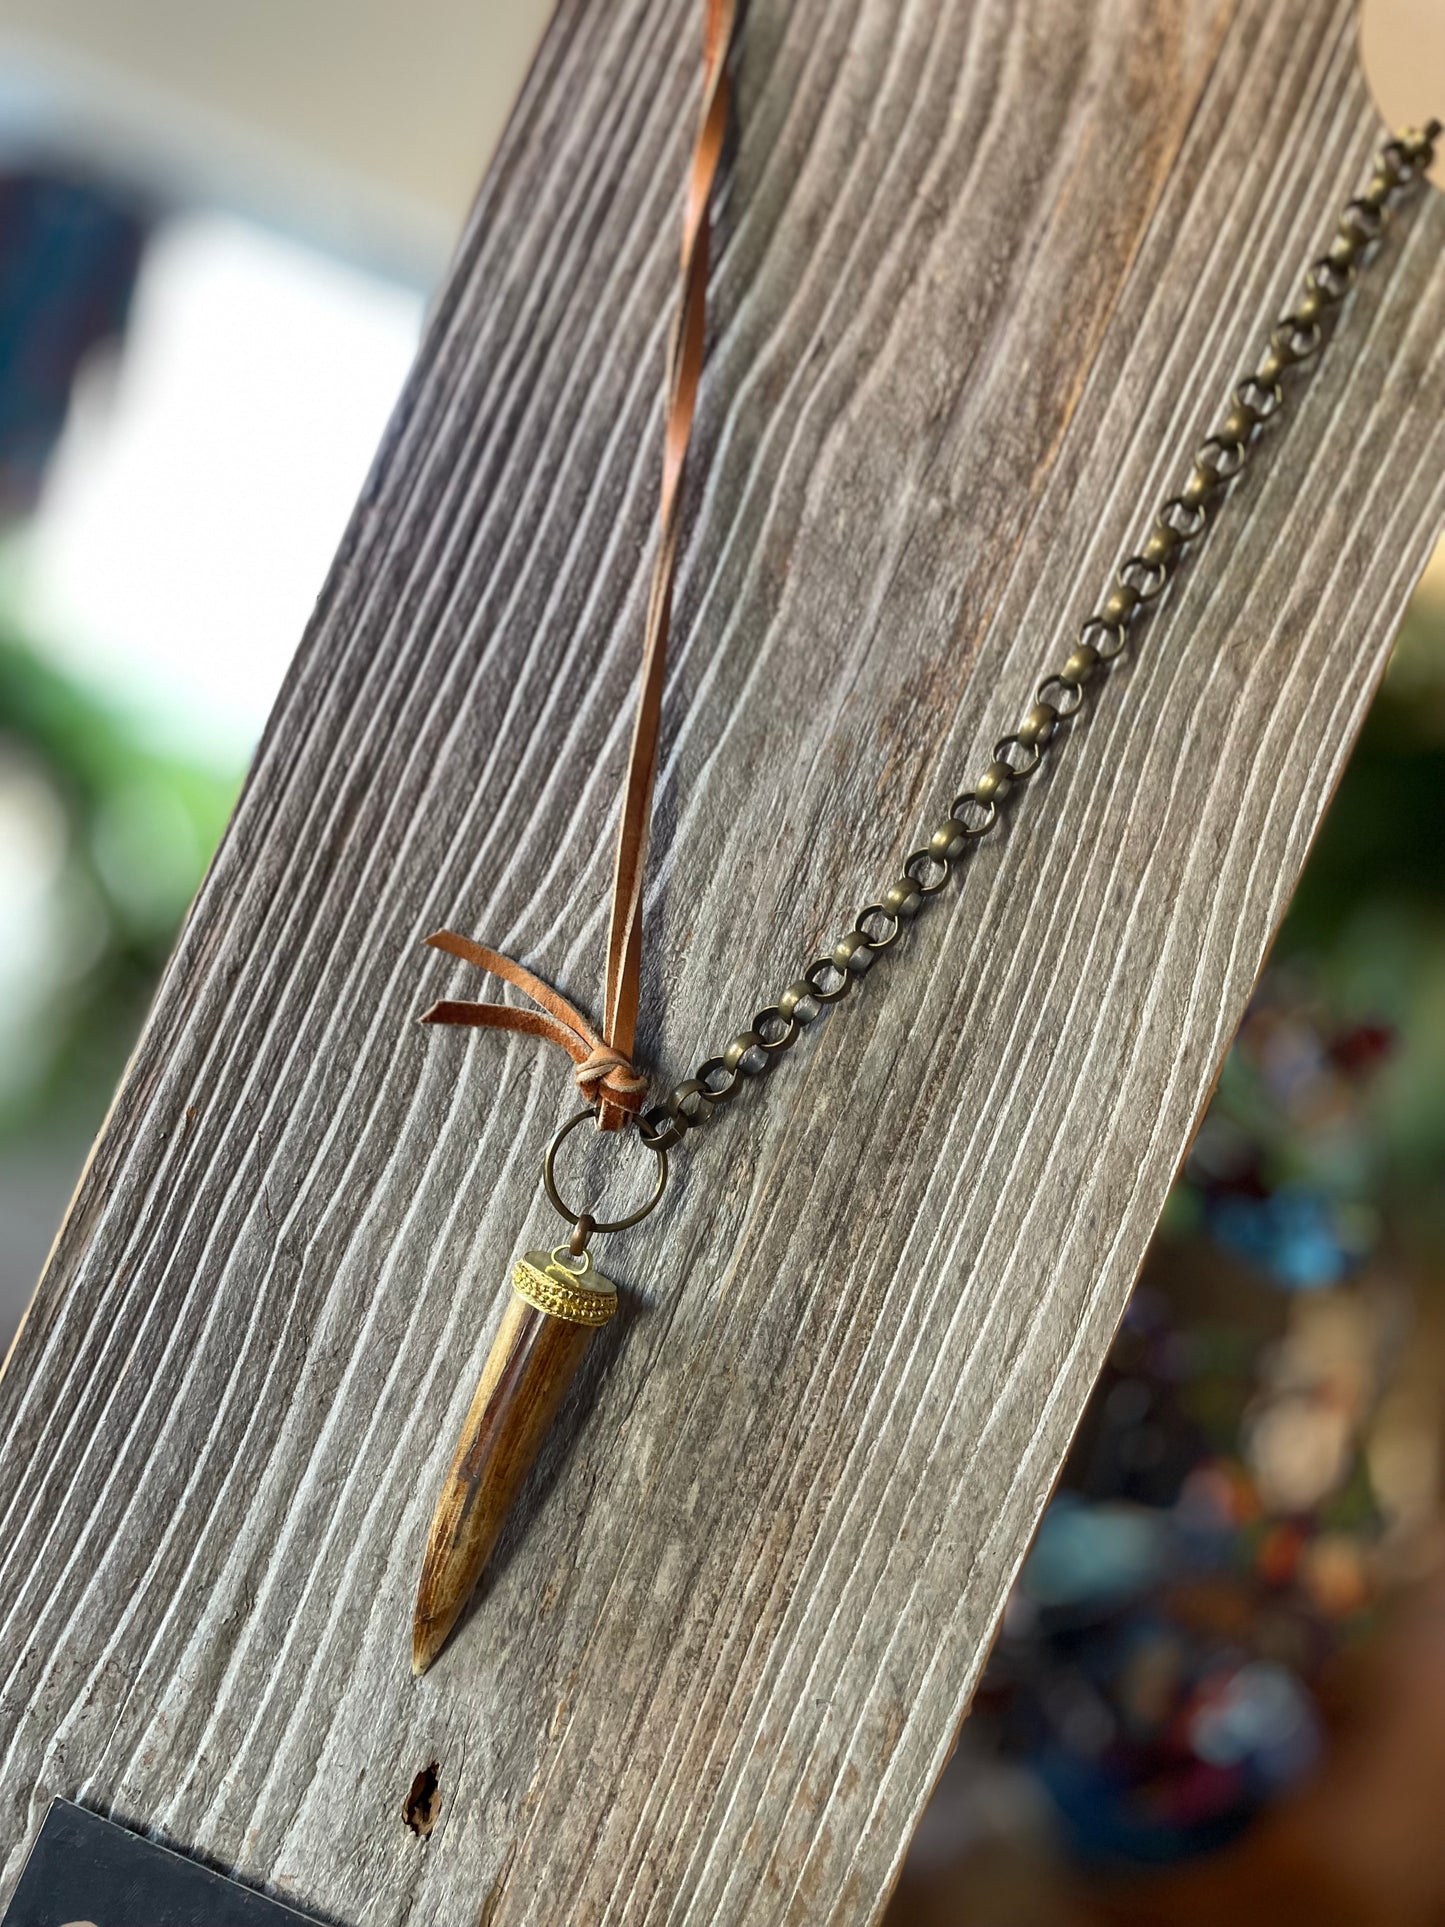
left=1273, top=599, right=1445, bottom=1226
left=0, top=626, right=238, bottom=1137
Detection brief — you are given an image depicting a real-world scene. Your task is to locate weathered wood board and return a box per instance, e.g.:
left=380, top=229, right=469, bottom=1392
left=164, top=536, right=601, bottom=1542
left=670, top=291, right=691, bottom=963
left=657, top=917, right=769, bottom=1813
left=1, top=0, right=1442, bottom=1922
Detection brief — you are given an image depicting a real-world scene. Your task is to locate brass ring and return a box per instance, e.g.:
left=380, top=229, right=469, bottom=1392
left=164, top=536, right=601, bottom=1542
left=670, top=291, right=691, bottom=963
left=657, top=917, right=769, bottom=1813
left=549, top=1244, right=593, bottom=1276
left=542, top=1107, right=669, bottom=1233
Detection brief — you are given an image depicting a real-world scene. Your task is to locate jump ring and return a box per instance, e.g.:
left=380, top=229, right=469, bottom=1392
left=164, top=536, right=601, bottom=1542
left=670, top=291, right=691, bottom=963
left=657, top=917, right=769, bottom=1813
left=542, top=1107, right=669, bottom=1233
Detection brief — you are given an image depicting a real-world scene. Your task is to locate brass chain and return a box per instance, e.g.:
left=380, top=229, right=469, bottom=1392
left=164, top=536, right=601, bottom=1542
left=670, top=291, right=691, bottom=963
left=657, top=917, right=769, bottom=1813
left=632, top=122, right=1440, bottom=1156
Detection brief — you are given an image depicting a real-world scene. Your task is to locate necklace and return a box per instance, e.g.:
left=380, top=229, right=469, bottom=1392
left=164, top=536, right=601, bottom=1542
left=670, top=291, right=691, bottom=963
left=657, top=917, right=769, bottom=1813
left=406, top=1, right=1439, bottom=1672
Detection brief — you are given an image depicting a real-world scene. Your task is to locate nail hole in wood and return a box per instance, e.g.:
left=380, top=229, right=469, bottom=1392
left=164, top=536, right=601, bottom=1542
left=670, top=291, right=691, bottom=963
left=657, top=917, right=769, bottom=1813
left=404, top=1760, right=441, bottom=1838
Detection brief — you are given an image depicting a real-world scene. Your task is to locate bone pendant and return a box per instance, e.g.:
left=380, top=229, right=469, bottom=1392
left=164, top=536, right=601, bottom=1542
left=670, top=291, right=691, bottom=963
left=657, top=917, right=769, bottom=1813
left=412, top=1249, right=616, bottom=1674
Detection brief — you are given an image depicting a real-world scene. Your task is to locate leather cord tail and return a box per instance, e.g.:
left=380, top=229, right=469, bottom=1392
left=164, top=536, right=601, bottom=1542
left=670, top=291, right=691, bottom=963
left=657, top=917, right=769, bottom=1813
left=419, top=933, right=647, bottom=1119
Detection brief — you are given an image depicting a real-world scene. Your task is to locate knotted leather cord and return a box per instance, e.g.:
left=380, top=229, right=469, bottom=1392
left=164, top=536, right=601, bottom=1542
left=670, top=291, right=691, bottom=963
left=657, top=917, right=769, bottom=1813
left=422, top=0, right=739, bottom=1132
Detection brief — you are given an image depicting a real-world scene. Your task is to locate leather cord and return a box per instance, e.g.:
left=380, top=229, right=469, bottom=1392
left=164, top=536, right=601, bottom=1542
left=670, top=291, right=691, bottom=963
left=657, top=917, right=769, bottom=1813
left=423, top=0, right=739, bottom=1131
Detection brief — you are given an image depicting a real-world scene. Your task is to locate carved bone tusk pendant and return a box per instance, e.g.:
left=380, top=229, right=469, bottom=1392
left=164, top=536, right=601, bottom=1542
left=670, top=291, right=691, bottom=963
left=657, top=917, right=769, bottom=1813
left=411, top=1248, right=616, bottom=1675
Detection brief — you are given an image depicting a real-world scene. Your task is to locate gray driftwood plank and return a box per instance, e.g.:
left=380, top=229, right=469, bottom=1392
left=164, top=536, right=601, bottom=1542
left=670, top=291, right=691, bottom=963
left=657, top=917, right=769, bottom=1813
left=1, top=0, right=1442, bottom=1921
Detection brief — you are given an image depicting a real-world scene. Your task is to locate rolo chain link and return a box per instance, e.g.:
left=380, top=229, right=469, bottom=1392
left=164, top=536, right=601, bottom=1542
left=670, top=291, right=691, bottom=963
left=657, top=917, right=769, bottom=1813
left=635, top=123, right=1441, bottom=1154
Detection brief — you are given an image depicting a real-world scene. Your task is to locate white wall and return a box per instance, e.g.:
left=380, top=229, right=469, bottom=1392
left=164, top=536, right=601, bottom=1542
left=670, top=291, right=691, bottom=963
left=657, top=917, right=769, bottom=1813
left=0, top=0, right=554, bottom=281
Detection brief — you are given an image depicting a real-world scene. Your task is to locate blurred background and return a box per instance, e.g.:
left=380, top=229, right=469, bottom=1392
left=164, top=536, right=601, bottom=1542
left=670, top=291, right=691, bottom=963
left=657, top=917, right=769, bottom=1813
left=0, top=0, right=552, bottom=1323
left=0, top=3, right=1442, bottom=1924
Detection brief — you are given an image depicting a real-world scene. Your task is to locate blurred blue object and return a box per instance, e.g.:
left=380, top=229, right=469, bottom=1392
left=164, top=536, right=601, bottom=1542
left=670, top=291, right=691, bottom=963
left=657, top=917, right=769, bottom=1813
left=0, top=170, right=148, bottom=518
left=1021, top=1495, right=1168, bottom=1610
left=1207, top=1186, right=1354, bottom=1290
left=1188, top=1661, right=1321, bottom=1788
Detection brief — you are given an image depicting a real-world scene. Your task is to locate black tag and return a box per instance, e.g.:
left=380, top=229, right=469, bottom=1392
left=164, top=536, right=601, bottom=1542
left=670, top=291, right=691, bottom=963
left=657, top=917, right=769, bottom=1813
left=3, top=1801, right=324, bottom=1925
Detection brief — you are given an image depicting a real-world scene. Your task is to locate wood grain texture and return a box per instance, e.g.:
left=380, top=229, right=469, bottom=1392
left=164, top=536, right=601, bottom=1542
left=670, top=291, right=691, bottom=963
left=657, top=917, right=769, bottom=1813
left=1, top=1, right=1442, bottom=1922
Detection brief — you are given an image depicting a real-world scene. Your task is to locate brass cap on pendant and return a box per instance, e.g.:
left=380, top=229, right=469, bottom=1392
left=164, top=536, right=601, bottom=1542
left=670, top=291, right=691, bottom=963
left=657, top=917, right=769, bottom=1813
left=511, top=1250, right=617, bottom=1326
